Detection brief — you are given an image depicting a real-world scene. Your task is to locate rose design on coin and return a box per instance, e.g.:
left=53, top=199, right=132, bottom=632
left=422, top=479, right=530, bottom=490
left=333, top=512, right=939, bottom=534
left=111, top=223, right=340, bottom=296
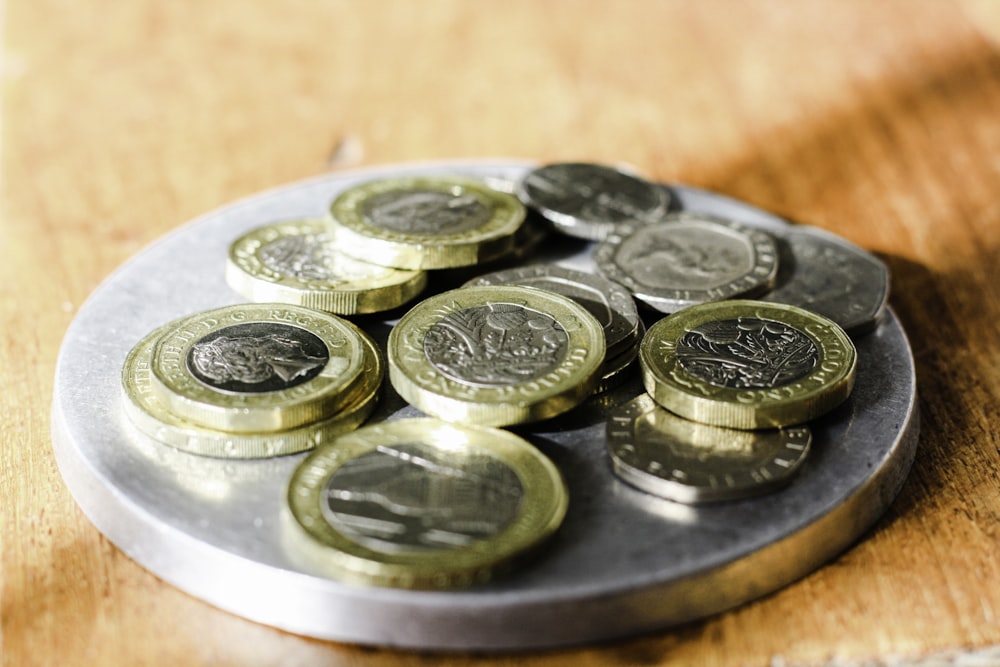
left=187, top=322, right=332, bottom=394
left=322, top=443, right=524, bottom=554
left=361, top=189, right=493, bottom=236
left=423, top=303, right=569, bottom=386
left=675, top=318, right=818, bottom=389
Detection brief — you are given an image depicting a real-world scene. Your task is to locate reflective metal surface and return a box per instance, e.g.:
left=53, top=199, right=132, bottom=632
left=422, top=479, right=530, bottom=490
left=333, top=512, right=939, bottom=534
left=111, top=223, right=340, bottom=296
left=51, top=160, right=918, bottom=651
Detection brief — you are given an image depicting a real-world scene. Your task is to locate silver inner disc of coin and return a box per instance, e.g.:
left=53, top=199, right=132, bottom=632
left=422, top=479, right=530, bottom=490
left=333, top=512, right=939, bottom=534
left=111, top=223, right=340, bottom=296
left=51, top=161, right=918, bottom=651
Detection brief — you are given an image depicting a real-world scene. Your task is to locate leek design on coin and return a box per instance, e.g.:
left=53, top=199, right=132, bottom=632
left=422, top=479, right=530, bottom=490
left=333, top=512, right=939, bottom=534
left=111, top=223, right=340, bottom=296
left=760, top=225, right=890, bottom=336
left=388, top=285, right=605, bottom=427
left=286, top=419, right=569, bottom=589
left=226, top=219, right=427, bottom=315
left=149, top=304, right=373, bottom=433
left=121, top=323, right=383, bottom=458
left=594, top=212, right=779, bottom=314
left=517, top=162, right=670, bottom=241
left=607, top=394, right=812, bottom=503
left=639, top=300, right=857, bottom=429
left=329, top=176, right=526, bottom=269
left=463, top=265, right=644, bottom=390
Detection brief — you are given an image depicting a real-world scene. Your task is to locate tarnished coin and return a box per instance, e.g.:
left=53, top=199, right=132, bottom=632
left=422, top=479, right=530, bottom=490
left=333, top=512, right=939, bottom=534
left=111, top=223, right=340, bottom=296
left=388, top=285, right=605, bottom=427
left=286, top=418, right=568, bottom=589
left=760, top=225, right=889, bottom=336
left=121, top=323, right=382, bottom=458
left=607, top=394, right=812, bottom=503
left=463, top=264, right=642, bottom=360
left=226, top=219, right=427, bottom=314
left=593, top=212, right=779, bottom=313
left=639, top=300, right=857, bottom=429
left=517, top=162, right=670, bottom=241
left=149, top=304, right=372, bottom=433
left=329, top=175, right=526, bottom=269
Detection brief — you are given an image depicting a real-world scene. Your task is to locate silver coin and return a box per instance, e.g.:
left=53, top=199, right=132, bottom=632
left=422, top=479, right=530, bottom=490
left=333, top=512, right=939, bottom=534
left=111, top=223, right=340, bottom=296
left=593, top=212, right=779, bottom=313
left=607, top=393, right=812, bottom=504
left=760, top=225, right=889, bottom=336
left=517, top=163, right=669, bottom=241
left=463, top=264, right=642, bottom=360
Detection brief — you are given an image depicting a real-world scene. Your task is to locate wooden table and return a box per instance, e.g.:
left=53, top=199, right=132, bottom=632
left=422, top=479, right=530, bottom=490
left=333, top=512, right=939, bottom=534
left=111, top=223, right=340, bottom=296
left=4, top=2, right=999, bottom=665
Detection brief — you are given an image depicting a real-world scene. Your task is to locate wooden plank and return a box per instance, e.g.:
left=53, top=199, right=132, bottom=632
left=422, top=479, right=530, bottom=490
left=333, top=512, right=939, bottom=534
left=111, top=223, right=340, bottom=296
left=3, top=1, right=998, bottom=665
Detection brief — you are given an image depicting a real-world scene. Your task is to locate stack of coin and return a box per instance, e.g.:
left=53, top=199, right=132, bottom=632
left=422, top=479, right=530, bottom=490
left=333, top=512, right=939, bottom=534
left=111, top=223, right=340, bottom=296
left=120, top=303, right=383, bottom=458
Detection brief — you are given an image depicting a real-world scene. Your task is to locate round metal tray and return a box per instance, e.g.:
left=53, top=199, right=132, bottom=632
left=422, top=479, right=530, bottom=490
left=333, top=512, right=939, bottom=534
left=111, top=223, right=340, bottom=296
left=51, top=160, right=919, bottom=651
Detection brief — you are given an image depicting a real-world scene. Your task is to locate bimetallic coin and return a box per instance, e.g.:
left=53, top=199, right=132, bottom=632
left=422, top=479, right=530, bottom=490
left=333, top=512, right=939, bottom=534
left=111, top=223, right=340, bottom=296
left=639, top=300, right=857, bottom=429
left=226, top=219, right=427, bottom=315
left=286, top=418, right=568, bottom=589
left=388, top=285, right=605, bottom=427
left=594, top=212, right=779, bottom=314
left=329, top=176, right=526, bottom=269
left=149, top=304, right=372, bottom=433
left=607, top=394, right=812, bottom=503
left=463, top=264, right=642, bottom=360
left=121, top=324, right=382, bottom=458
left=760, top=225, right=890, bottom=336
left=517, top=162, right=670, bottom=241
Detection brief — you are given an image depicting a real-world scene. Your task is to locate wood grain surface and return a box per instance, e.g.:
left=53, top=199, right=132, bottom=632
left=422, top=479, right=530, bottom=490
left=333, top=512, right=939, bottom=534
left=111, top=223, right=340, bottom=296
left=3, top=1, right=999, bottom=665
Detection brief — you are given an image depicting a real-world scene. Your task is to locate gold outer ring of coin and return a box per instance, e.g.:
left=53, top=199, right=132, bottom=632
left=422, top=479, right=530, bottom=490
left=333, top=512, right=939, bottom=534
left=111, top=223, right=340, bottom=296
left=285, top=418, right=568, bottom=589
left=639, top=300, right=857, bottom=429
left=607, top=393, right=813, bottom=503
left=121, top=323, right=383, bottom=458
left=225, top=219, right=428, bottom=315
left=328, top=175, right=526, bottom=269
left=149, top=303, right=372, bottom=433
left=387, top=285, right=606, bottom=427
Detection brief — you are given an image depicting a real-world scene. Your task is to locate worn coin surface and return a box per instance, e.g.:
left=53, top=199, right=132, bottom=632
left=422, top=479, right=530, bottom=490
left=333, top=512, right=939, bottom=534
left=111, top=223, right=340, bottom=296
left=517, top=162, right=670, bottom=241
left=463, top=264, right=642, bottom=360
left=226, top=219, right=427, bottom=314
left=761, top=225, right=889, bottom=336
left=607, top=393, right=812, bottom=503
left=639, top=300, right=857, bottom=429
left=594, top=212, right=779, bottom=313
left=329, top=175, right=526, bottom=269
left=149, top=304, right=372, bottom=433
left=122, top=323, right=382, bottom=458
left=285, top=418, right=568, bottom=589
left=388, top=285, right=605, bottom=427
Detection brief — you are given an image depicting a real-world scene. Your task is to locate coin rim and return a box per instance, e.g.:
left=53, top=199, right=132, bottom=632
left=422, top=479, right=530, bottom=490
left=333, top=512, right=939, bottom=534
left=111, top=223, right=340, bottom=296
left=285, top=418, right=568, bottom=589
left=639, top=300, right=858, bottom=429
left=387, top=285, right=606, bottom=427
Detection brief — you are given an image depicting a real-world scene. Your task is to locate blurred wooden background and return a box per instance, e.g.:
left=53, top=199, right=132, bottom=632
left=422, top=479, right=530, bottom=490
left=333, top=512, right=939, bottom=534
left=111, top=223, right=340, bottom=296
left=3, top=1, right=999, bottom=665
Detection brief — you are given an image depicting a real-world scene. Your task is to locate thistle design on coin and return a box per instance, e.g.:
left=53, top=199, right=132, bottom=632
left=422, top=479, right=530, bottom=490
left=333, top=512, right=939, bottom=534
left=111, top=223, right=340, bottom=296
left=423, top=304, right=569, bottom=386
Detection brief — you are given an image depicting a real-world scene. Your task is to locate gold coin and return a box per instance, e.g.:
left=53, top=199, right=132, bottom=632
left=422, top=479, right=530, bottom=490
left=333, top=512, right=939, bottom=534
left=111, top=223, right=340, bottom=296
left=285, top=418, right=568, bottom=589
left=226, top=219, right=427, bottom=314
left=149, top=304, right=372, bottom=433
left=387, top=285, right=606, bottom=427
left=329, top=175, right=526, bottom=269
left=121, top=323, right=382, bottom=458
left=607, top=393, right=812, bottom=503
left=639, top=300, right=857, bottom=429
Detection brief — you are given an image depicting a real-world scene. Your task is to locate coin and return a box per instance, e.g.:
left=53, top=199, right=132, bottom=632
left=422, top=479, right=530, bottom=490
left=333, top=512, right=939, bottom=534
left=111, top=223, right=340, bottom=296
left=607, top=394, right=812, bottom=503
left=463, top=264, right=642, bottom=360
left=593, top=212, right=779, bottom=314
left=329, top=175, right=526, bottom=269
left=226, top=219, right=427, bottom=315
left=149, top=304, right=372, bottom=433
left=121, top=323, right=382, bottom=458
left=760, top=225, right=889, bottom=336
left=639, top=300, right=857, bottom=429
left=387, top=285, right=605, bottom=426
left=285, top=418, right=568, bottom=589
left=517, top=162, right=670, bottom=241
